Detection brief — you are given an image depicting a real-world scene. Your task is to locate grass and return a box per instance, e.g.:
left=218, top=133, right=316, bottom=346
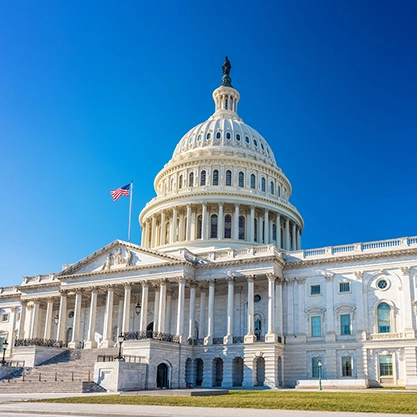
left=38, top=390, right=417, bottom=414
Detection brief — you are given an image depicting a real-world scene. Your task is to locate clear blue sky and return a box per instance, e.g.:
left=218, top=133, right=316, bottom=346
left=1, top=1, right=416, bottom=288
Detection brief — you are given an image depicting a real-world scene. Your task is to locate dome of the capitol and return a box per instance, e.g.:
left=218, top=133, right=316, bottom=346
left=139, top=57, right=303, bottom=252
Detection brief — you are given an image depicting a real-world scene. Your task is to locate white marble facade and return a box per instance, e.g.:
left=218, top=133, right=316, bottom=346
left=1, top=62, right=417, bottom=390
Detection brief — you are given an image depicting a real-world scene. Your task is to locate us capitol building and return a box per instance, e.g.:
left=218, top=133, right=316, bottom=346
left=1, top=58, right=416, bottom=390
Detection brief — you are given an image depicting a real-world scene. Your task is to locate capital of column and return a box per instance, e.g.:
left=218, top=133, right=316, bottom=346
left=207, top=278, right=216, bottom=287
left=189, top=280, right=199, bottom=289
left=199, top=284, right=208, bottom=292
left=106, top=284, right=116, bottom=291
left=123, top=282, right=133, bottom=289
left=158, top=278, right=169, bottom=286
left=296, top=276, right=306, bottom=284
left=74, top=288, right=84, bottom=294
left=177, top=276, right=187, bottom=284
left=89, top=285, right=99, bottom=293
left=10, top=306, right=17, bottom=312
left=140, top=280, right=149, bottom=288
left=324, top=272, right=335, bottom=281
left=246, top=275, right=256, bottom=283
left=266, top=273, right=276, bottom=282
left=59, top=289, right=68, bottom=296
left=153, top=283, right=161, bottom=291
left=226, top=275, right=236, bottom=283
left=218, top=202, right=224, bottom=208
left=20, top=299, right=28, bottom=306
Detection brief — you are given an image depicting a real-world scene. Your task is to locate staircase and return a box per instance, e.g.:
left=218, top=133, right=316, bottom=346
left=0, top=347, right=118, bottom=393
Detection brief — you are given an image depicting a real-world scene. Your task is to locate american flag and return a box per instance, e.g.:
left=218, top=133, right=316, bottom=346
left=110, top=183, right=130, bottom=201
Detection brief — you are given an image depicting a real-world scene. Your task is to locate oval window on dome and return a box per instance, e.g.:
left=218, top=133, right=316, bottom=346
left=206, top=132, right=211, bottom=140
left=253, top=139, right=258, bottom=147
left=236, top=133, right=241, bottom=141
left=197, top=134, right=202, bottom=141
left=226, top=132, right=231, bottom=140
left=245, top=136, right=250, bottom=144
left=189, top=136, right=194, bottom=144
left=260, top=143, right=264, bottom=150
left=216, top=131, right=221, bottom=139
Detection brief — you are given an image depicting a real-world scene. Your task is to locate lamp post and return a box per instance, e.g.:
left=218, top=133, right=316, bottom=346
left=318, top=360, right=322, bottom=391
left=117, top=333, right=125, bottom=361
left=54, top=314, right=59, bottom=326
left=1, top=339, right=8, bottom=366
left=135, top=302, right=141, bottom=316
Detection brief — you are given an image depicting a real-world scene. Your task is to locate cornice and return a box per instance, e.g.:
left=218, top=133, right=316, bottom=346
left=0, top=293, right=21, bottom=301
left=16, top=282, right=60, bottom=291
left=284, top=247, right=417, bottom=270
left=194, top=255, right=284, bottom=270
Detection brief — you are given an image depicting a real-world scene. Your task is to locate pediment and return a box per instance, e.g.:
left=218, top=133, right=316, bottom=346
left=58, top=240, right=184, bottom=276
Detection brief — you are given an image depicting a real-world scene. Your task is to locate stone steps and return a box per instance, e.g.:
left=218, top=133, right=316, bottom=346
left=0, top=347, right=118, bottom=393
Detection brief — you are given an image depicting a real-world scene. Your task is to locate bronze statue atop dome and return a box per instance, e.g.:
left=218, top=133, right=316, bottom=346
left=221, top=56, right=233, bottom=87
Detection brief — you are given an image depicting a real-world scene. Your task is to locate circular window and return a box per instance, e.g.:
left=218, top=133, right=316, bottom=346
left=254, top=294, right=261, bottom=303
left=377, top=279, right=388, bottom=290
left=68, top=311, right=74, bottom=318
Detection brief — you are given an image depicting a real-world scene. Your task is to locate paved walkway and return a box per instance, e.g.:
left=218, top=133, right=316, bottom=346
left=0, top=393, right=413, bottom=417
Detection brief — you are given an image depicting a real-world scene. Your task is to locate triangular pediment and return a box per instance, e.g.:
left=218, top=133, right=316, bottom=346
left=58, top=240, right=185, bottom=277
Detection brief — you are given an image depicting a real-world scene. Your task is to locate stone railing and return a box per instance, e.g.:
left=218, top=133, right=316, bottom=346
left=195, top=245, right=280, bottom=263
left=287, top=236, right=417, bottom=262
left=97, top=354, right=145, bottom=363
left=370, top=333, right=401, bottom=340
left=14, top=338, right=67, bottom=348
left=123, top=331, right=179, bottom=344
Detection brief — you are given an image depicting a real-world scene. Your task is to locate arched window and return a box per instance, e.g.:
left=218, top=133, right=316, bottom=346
left=197, top=215, right=202, bottom=239
left=254, top=314, right=262, bottom=341
left=200, top=170, right=206, bottom=186
left=226, top=170, right=232, bottom=186
left=189, top=172, right=194, bottom=187
left=272, top=224, right=277, bottom=241
left=254, top=219, right=258, bottom=242
left=224, top=215, right=232, bottom=238
left=238, top=171, right=244, bottom=187
left=179, top=175, right=183, bottom=189
left=270, top=181, right=274, bottom=194
left=261, top=177, right=266, bottom=192
left=250, top=174, right=256, bottom=189
left=210, top=214, right=218, bottom=238
left=213, top=170, right=219, bottom=186
left=377, top=303, right=391, bottom=333
left=277, top=185, right=281, bottom=197
left=239, top=216, right=245, bottom=240
left=165, top=221, right=170, bottom=244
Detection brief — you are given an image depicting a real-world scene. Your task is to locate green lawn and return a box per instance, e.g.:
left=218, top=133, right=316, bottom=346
left=39, top=390, right=417, bottom=414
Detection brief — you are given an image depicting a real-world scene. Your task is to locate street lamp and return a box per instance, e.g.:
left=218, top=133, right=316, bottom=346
left=1, top=339, right=9, bottom=366
left=117, top=333, right=125, bottom=361
left=318, top=360, right=322, bottom=391
left=54, top=314, right=59, bottom=326
left=135, top=302, right=141, bottom=316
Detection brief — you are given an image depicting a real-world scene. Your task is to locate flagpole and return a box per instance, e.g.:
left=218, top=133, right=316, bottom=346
left=128, top=180, right=133, bottom=242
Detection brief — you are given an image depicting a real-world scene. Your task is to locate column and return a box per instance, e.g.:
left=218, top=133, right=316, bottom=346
left=224, top=275, right=235, bottom=344
left=179, top=211, right=185, bottom=242
left=276, top=214, right=281, bottom=248
left=325, top=274, right=336, bottom=342
left=401, top=268, right=415, bottom=338
left=43, top=298, right=54, bottom=340
left=188, top=281, right=198, bottom=339
left=139, top=281, right=149, bottom=332
left=297, top=277, right=306, bottom=340
left=198, top=285, right=207, bottom=339
left=218, top=203, right=224, bottom=240
left=249, top=205, right=255, bottom=243
left=201, top=203, right=208, bottom=240
left=244, top=276, right=256, bottom=343
left=117, top=298, right=123, bottom=337
left=144, top=220, right=150, bottom=248
left=176, top=277, right=186, bottom=343
left=257, top=213, right=262, bottom=243
left=171, top=207, right=178, bottom=243
left=291, top=222, right=296, bottom=251
left=285, top=218, right=290, bottom=250
left=269, top=215, right=274, bottom=245
left=102, top=285, right=115, bottom=348
left=296, top=227, right=301, bottom=250
left=264, top=209, right=269, bottom=244
left=286, top=279, right=295, bottom=337
left=165, top=289, right=173, bottom=334
left=56, top=291, right=67, bottom=342
left=204, top=279, right=215, bottom=345
left=85, top=287, right=98, bottom=348
left=233, top=203, right=240, bottom=240
left=122, top=283, right=132, bottom=333
left=29, top=300, right=40, bottom=339
left=160, top=211, right=166, bottom=245
left=186, top=204, right=192, bottom=241
left=158, top=279, right=167, bottom=333
left=151, top=216, right=157, bottom=247
left=7, top=307, right=17, bottom=356
left=275, top=279, right=283, bottom=338
left=69, top=289, right=83, bottom=349
left=153, top=283, right=160, bottom=333
left=17, top=301, right=27, bottom=340
left=265, top=274, right=277, bottom=342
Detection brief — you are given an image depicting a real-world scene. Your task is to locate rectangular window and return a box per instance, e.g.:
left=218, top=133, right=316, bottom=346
left=340, top=314, right=351, bottom=335
left=1, top=313, right=9, bottom=323
left=339, top=282, right=350, bottom=293
left=379, top=355, right=393, bottom=376
left=310, top=285, right=321, bottom=295
left=341, top=356, right=352, bottom=377
left=311, top=316, right=321, bottom=337
left=312, top=357, right=321, bottom=378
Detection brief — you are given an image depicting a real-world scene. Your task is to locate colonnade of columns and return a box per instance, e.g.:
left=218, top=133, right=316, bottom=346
left=142, top=203, right=302, bottom=251
left=16, top=274, right=283, bottom=349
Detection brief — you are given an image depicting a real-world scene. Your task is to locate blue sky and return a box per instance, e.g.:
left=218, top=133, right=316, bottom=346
left=1, top=1, right=416, bottom=288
